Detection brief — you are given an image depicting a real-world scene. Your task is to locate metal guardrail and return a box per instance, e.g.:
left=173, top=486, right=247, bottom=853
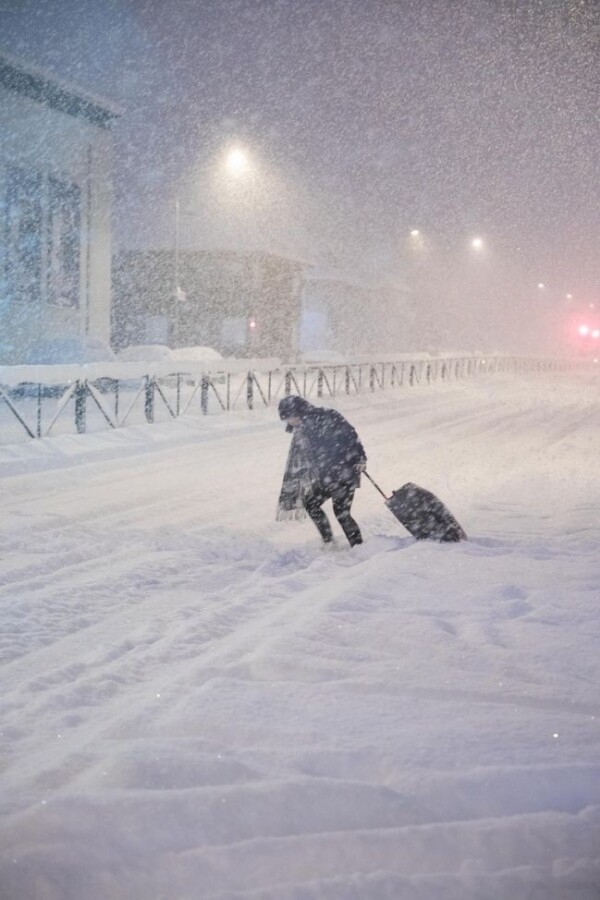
left=0, top=355, right=594, bottom=442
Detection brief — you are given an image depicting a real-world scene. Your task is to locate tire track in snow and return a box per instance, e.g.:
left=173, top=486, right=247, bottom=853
left=0, top=539, right=372, bottom=797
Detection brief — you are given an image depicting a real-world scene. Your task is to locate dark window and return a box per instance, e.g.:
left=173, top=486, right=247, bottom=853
left=4, top=168, right=81, bottom=310
left=5, top=166, right=43, bottom=305
left=47, top=176, right=81, bottom=308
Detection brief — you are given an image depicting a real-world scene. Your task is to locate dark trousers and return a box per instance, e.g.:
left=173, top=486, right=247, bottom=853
left=303, top=483, right=363, bottom=547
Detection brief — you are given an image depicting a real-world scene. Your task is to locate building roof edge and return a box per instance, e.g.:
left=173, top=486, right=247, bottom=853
left=0, top=50, right=122, bottom=128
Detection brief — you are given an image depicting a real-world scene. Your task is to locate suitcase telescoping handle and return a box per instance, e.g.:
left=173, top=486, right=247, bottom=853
left=363, top=470, right=389, bottom=501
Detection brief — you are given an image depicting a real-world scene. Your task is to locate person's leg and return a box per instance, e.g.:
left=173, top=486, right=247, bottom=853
left=332, top=486, right=363, bottom=546
left=303, top=486, right=334, bottom=543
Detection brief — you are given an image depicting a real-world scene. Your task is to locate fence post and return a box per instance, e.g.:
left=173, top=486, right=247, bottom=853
left=317, top=368, right=324, bottom=397
left=37, top=382, right=43, bottom=438
left=75, top=380, right=87, bottom=433
left=246, top=372, right=254, bottom=409
left=284, top=370, right=292, bottom=396
left=201, top=375, right=209, bottom=414
left=144, top=376, right=155, bottom=423
left=369, top=365, right=375, bottom=392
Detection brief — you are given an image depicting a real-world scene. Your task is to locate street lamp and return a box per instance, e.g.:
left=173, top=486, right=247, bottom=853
left=408, top=228, right=425, bottom=254
left=225, top=146, right=250, bottom=176
left=471, top=237, right=484, bottom=251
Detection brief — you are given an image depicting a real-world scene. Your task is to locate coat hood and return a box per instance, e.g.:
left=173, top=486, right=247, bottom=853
left=278, top=395, right=314, bottom=420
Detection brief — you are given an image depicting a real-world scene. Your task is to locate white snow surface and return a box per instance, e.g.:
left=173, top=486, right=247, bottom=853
left=1, top=372, right=599, bottom=900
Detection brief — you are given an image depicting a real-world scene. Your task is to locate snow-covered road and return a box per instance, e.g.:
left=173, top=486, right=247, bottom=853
left=1, top=372, right=599, bottom=899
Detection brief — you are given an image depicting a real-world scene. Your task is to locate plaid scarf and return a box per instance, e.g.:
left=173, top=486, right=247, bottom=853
left=276, top=427, right=316, bottom=522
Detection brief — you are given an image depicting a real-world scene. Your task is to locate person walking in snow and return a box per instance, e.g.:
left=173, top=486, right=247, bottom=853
left=276, top=395, right=367, bottom=547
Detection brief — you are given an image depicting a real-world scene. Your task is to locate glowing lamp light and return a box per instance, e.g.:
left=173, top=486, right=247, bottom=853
left=578, top=325, right=590, bottom=336
left=471, top=237, right=484, bottom=250
left=410, top=229, right=420, bottom=237
left=537, top=283, right=545, bottom=289
left=248, top=318, right=257, bottom=330
left=226, top=147, right=250, bottom=175
left=592, top=329, right=600, bottom=339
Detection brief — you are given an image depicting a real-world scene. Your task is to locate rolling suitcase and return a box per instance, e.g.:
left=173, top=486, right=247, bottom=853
left=364, top=472, right=467, bottom=542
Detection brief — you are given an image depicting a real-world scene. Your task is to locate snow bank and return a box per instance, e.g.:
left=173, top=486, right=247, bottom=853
left=0, top=357, right=283, bottom=386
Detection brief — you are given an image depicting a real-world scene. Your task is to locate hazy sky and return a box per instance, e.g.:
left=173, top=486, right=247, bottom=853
left=1, top=0, right=598, bottom=296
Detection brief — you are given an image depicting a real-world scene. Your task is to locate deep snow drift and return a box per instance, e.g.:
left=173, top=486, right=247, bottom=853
left=1, top=372, right=599, bottom=900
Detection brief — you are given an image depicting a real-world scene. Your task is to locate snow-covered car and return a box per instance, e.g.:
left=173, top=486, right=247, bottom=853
left=117, top=344, right=175, bottom=363
left=116, top=344, right=226, bottom=386
left=170, top=346, right=224, bottom=365
left=299, top=350, right=349, bottom=366
left=169, top=346, right=226, bottom=383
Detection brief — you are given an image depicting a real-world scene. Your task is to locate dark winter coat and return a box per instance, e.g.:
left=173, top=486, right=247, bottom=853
left=278, top=396, right=366, bottom=490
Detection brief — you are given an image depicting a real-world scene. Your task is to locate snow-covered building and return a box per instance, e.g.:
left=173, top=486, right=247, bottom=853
left=300, top=270, right=414, bottom=357
left=112, top=249, right=306, bottom=361
left=0, top=53, right=119, bottom=363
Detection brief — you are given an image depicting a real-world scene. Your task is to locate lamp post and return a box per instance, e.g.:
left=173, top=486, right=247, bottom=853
left=173, top=197, right=198, bottom=344
left=172, top=144, right=254, bottom=346
left=174, top=197, right=181, bottom=343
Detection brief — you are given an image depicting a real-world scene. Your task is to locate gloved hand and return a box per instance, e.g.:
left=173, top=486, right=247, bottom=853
left=356, top=460, right=367, bottom=473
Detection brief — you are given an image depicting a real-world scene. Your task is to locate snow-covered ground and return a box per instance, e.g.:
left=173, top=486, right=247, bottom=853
left=1, top=371, right=599, bottom=900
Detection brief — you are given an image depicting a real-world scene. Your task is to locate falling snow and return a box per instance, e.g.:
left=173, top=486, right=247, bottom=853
left=0, top=2, right=599, bottom=898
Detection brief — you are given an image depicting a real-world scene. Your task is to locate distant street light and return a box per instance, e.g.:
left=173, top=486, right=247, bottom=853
left=470, top=237, right=484, bottom=251
left=408, top=228, right=425, bottom=255
left=537, top=282, right=545, bottom=289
